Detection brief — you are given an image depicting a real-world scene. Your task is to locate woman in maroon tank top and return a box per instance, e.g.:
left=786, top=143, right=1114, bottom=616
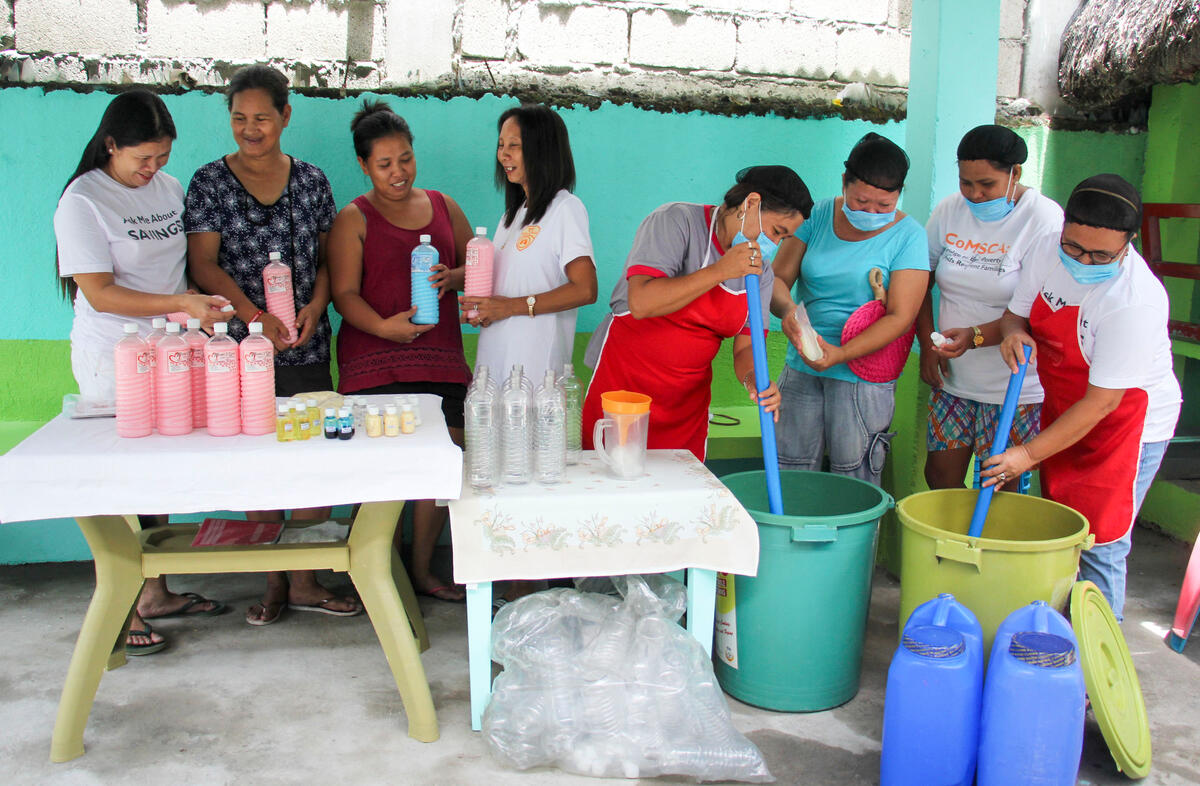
left=328, top=100, right=475, bottom=602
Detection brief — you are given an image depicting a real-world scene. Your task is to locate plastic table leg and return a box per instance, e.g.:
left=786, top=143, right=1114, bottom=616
left=348, top=501, right=439, bottom=742
left=392, top=544, right=429, bottom=653
left=466, top=581, right=493, bottom=731
left=1167, top=536, right=1200, bottom=653
left=686, top=568, right=717, bottom=657
left=51, top=515, right=145, bottom=763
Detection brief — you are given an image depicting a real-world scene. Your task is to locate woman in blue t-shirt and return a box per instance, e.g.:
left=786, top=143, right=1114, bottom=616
left=770, top=133, right=929, bottom=486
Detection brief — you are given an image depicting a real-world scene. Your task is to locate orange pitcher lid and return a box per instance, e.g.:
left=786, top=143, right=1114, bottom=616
left=600, top=390, right=651, bottom=414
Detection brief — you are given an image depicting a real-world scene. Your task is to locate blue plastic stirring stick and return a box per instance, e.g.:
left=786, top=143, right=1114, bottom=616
left=967, top=344, right=1033, bottom=538
left=744, top=273, right=784, bottom=515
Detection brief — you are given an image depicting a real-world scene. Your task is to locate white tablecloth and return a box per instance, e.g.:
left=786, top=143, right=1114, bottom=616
left=0, top=395, right=462, bottom=522
left=447, top=449, right=760, bottom=583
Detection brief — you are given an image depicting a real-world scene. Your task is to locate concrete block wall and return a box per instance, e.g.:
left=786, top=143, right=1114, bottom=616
left=0, top=0, right=1036, bottom=118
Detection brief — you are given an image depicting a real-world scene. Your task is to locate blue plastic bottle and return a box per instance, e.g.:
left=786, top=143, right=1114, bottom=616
left=987, top=600, right=1078, bottom=674
left=881, top=594, right=984, bottom=786
left=977, top=631, right=1085, bottom=786
left=410, top=234, right=440, bottom=325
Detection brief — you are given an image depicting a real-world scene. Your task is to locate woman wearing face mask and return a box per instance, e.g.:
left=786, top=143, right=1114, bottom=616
left=461, top=104, right=598, bottom=386
left=582, top=166, right=813, bottom=461
left=770, top=133, right=929, bottom=486
left=55, top=90, right=230, bottom=654
left=916, top=125, right=1062, bottom=490
left=327, top=100, right=473, bottom=602
left=987, top=174, right=1180, bottom=621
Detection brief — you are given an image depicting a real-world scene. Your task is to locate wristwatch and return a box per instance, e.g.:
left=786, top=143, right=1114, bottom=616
left=526, top=295, right=537, bottom=317
left=971, top=326, right=984, bottom=349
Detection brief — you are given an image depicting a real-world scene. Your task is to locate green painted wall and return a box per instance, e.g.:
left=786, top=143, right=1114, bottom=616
left=0, top=85, right=1154, bottom=564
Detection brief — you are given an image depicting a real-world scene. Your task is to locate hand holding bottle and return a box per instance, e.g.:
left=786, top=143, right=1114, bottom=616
left=292, top=300, right=324, bottom=348
left=378, top=306, right=436, bottom=344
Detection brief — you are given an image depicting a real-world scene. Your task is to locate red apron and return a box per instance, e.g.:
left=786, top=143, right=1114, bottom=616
left=1030, top=293, right=1147, bottom=544
left=583, top=208, right=747, bottom=461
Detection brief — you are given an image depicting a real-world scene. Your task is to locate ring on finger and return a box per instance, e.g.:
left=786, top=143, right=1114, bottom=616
left=998, top=472, right=1008, bottom=482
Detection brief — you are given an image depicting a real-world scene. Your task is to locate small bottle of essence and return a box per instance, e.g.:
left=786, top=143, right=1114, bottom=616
left=400, top=403, right=416, bottom=435
left=383, top=405, right=400, bottom=437
left=295, top=403, right=312, bottom=440
left=323, top=407, right=339, bottom=439
left=276, top=404, right=294, bottom=442
left=365, top=405, right=383, bottom=437
left=338, top=407, right=355, bottom=440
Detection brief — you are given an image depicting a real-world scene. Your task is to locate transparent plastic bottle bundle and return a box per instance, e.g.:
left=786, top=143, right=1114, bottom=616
left=534, top=369, right=566, bottom=484
left=465, top=366, right=500, bottom=490
left=501, top=364, right=533, bottom=485
left=559, top=363, right=583, bottom=465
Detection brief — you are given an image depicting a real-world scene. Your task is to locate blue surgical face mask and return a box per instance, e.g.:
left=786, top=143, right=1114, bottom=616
left=964, top=167, right=1017, bottom=222
left=1058, top=246, right=1120, bottom=284
left=841, top=196, right=896, bottom=231
left=732, top=201, right=779, bottom=265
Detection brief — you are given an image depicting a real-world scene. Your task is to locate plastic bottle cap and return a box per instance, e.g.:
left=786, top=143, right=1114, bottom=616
left=385, top=405, right=397, bottom=414
left=296, top=403, right=307, bottom=412
left=152, top=317, right=166, bottom=329
left=187, top=318, right=201, bottom=329
left=306, top=398, right=318, bottom=406
left=269, top=251, right=281, bottom=261
left=166, top=322, right=181, bottom=333
left=214, top=322, right=228, bottom=333
left=324, top=408, right=335, bottom=417
left=419, top=234, right=432, bottom=243
left=367, top=405, right=380, bottom=415
left=475, top=227, right=487, bottom=235
left=277, top=405, right=288, bottom=415
left=123, top=323, right=138, bottom=334
left=338, top=407, right=350, bottom=417
left=249, top=322, right=263, bottom=334
left=401, top=403, right=413, bottom=411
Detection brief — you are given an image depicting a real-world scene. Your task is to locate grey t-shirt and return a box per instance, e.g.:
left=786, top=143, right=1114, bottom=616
left=585, top=202, right=773, bottom=366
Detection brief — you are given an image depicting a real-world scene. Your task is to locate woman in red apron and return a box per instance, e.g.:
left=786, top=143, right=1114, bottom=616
left=985, top=175, right=1181, bottom=620
left=582, top=166, right=814, bottom=461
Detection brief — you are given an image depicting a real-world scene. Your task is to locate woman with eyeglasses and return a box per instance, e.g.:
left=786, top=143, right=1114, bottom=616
left=916, top=125, right=1062, bottom=491
left=987, top=174, right=1181, bottom=621
left=185, top=65, right=359, bottom=626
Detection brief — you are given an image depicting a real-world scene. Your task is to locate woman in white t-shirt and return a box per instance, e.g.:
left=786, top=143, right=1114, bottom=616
left=916, top=125, right=1062, bottom=490
left=460, top=105, right=598, bottom=385
left=989, top=174, right=1181, bottom=621
left=54, top=90, right=230, bottom=654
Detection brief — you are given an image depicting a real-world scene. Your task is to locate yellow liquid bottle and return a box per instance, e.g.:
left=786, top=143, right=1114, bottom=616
left=295, top=403, right=312, bottom=441
left=276, top=404, right=294, bottom=442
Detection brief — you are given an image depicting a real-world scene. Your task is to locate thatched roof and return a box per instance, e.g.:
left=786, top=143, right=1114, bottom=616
left=1059, top=0, right=1200, bottom=109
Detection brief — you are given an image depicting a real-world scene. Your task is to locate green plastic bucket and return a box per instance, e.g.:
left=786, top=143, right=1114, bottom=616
left=714, top=470, right=893, bottom=712
left=897, top=489, right=1093, bottom=653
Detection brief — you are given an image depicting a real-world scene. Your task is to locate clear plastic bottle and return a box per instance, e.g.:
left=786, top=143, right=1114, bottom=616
left=184, top=318, right=207, bottom=429
left=204, top=322, right=241, bottom=436
left=410, top=233, right=440, bottom=325
left=294, top=402, right=312, bottom=440
left=535, top=369, right=566, bottom=484
left=559, top=362, right=582, bottom=465
left=465, top=366, right=499, bottom=490
left=155, top=322, right=193, bottom=435
left=351, top=396, right=367, bottom=429
left=113, top=323, right=153, bottom=438
left=501, top=364, right=533, bottom=485
left=262, top=250, right=297, bottom=343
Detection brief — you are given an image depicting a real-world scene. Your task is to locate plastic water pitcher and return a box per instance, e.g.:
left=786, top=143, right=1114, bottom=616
left=204, top=322, right=241, bottom=436
left=238, top=322, right=276, bottom=435
left=560, top=363, right=583, bottom=465
left=154, top=322, right=193, bottom=435
left=880, top=625, right=979, bottom=786
left=464, top=226, right=494, bottom=320
left=184, top=318, right=208, bottom=429
left=410, top=234, right=440, bottom=325
left=592, top=391, right=651, bottom=479
left=113, top=323, right=152, bottom=438
left=881, top=594, right=984, bottom=786
left=262, top=251, right=297, bottom=343
left=977, top=631, right=1085, bottom=786
left=988, top=600, right=1078, bottom=673
left=145, top=316, right=166, bottom=424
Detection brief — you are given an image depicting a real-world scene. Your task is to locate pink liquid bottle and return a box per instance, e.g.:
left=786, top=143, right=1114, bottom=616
left=204, top=322, right=241, bottom=436
left=239, top=322, right=276, bottom=435
left=262, top=251, right=297, bottom=344
left=144, top=316, right=167, bottom=424
left=464, top=226, right=494, bottom=320
left=155, top=322, right=193, bottom=435
left=184, top=318, right=208, bottom=428
left=113, top=322, right=153, bottom=438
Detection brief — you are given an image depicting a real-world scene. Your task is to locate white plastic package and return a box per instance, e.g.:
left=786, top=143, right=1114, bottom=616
left=483, top=575, right=773, bottom=783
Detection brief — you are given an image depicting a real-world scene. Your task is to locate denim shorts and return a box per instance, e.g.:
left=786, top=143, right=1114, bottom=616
left=775, top=364, right=897, bottom=487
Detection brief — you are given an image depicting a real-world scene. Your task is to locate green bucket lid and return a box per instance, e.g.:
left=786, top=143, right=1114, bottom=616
left=1070, top=581, right=1152, bottom=779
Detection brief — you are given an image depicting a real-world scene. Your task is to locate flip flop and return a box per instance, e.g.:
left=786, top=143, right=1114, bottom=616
left=246, top=600, right=286, bottom=627
left=125, top=624, right=167, bottom=656
left=142, top=592, right=227, bottom=620
left=287, top=597, right=362, bottom=617
left=418, top=584, right=466, bottom=603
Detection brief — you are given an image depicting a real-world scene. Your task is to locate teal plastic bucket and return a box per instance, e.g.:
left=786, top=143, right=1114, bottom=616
left=714, top=470, right=893, bottom=711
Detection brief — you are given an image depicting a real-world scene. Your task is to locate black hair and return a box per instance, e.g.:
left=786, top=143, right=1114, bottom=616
left=842, top=132, right=909, bottom=192
left=722, top=165, right=814, bottom=219
left=957, top=124, right=1028, bottom=171
left=351, top=99, right=414, bottom=160
left=495, top=104, right=576, bottom=228
left=226, top=64, right=289, bottom=113
left=57, top=89, right=177, bottom=301
left=1064, top=174, right=1142, bottom=235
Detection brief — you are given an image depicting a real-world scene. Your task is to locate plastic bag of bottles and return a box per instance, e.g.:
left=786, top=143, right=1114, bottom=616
left=483, top=575, right=773, bottom=783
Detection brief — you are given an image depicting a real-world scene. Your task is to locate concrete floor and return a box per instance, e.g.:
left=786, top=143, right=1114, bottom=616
left=1, top=527, right=1198, bottom=786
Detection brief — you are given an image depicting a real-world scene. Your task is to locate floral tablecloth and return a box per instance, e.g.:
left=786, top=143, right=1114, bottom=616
left=447, top=449, right=760, bottom=584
